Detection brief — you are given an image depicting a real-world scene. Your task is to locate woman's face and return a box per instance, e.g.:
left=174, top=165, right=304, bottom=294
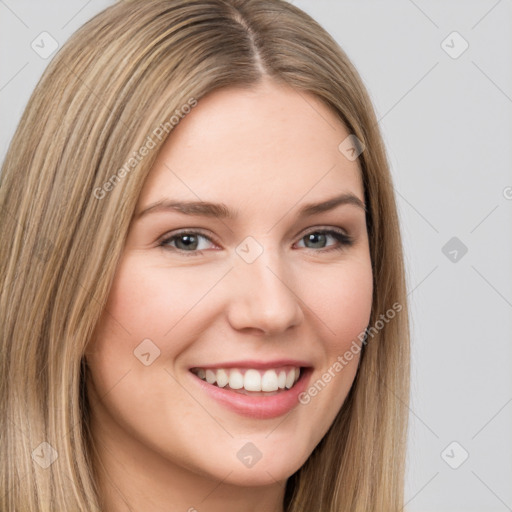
left=85, top=79, right=373, bottom=489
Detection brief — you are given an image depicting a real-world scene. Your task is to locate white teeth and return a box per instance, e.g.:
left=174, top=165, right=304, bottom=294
left=228, top=369, right=244, bottom=390
left=261, top=369, right=279, bottom=392
left=285, top=370, right=295, bottom=389
left=216, top=369, right=229, bottom=388
left=277, top=370, right=286, bottom=389
left=193, top=366, right=301, bottom=392
left=205, top=369, right=216, bottom=384
left=244, top=369, right=261, bottom=391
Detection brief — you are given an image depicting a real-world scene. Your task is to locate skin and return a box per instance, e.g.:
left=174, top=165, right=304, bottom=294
left=85, top=77, right=373, bottom=512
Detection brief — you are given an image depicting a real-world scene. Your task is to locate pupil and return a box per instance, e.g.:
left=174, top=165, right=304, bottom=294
left=307, top=233, right=325, bottom=248
left=177, top=235, right=197, bottom=250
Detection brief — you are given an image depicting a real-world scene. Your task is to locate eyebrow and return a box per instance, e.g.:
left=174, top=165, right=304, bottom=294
left=136, top=192, right=366, bottom=220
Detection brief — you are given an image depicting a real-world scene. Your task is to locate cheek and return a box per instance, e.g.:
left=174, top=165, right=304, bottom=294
left=300, top=257, right=373, bottom=351
left=96, top=254, right=210, bottom=344
left=86, top=253, right=223, bottom=393
left=291, top=257, right=372, bottom=442
left=85, top=256, right=176, bottom=387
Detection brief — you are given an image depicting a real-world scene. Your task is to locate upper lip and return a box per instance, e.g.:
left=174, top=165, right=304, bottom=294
left=189, top=359, right=312, bottom=370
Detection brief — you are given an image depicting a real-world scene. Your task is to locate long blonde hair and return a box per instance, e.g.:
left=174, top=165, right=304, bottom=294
left=0, top=1, right=410, bottom=510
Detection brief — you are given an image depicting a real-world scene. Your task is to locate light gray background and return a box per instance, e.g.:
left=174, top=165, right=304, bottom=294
left=1, top=1, right=511, bottom=511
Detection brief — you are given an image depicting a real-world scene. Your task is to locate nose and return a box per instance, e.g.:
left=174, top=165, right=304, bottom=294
left=226, top=248, right=304, bottom=336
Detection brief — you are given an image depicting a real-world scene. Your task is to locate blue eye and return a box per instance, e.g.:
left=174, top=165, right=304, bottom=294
left=297, top=229, right=353, bottom=252
left=159, top=228, right=352, bottom=257
left=160, top=231, right=215, bottom=255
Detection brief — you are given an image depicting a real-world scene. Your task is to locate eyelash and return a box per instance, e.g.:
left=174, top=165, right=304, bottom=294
left=158, top=228, right=353, bottom=257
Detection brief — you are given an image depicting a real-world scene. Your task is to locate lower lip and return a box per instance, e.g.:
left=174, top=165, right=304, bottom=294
left=189, top=368, right=312, bottom=419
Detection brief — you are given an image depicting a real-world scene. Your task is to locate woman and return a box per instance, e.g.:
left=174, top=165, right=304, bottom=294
left=0, top=1, right=410, bottom=510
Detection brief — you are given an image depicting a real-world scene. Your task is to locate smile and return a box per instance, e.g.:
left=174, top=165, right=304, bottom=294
left=190, top=366, right=301, bottom=394
left=188, top=363, right=312, bottom=419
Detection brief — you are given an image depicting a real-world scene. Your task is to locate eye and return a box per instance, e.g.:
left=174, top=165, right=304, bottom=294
left=158, top=227, right=353, bottom=257
left=295, top=228, right=353, bottom=252
left=159, top=230, right=216, bottom=256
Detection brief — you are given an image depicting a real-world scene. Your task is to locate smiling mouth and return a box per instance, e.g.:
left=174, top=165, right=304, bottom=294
left=189, top=366, right=302, bottom=396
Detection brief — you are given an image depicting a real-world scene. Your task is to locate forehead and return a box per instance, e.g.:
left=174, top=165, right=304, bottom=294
left=137, top=80, right=364, bottom=211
